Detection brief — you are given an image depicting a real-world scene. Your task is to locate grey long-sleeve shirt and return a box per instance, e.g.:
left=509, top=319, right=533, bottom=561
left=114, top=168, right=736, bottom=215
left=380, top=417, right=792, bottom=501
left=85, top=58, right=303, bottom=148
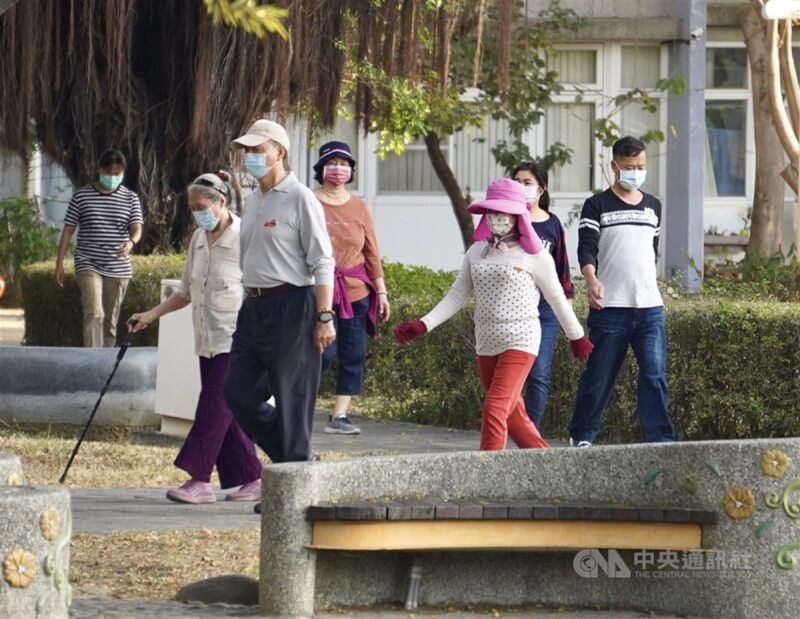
left=240, top=172, right=335, bottom=288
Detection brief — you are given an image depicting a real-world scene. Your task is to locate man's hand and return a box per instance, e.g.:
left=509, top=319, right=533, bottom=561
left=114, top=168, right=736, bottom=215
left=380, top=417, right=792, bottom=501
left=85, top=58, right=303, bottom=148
left=585, top=275, right=604, bottom=310
left=54, top=262, right=65, bottom=288
left=117, top=240, right=134, bottom=258
left=314, top=321, right=336, bottom=353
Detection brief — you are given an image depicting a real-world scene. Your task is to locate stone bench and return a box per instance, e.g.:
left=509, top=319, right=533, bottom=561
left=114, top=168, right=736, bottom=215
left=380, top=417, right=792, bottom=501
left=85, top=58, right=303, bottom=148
left=259, top=438, right=800, bottom=619
left=0, top=346, right=157, bottom=428
left=0, top=453, right=71, bottom=618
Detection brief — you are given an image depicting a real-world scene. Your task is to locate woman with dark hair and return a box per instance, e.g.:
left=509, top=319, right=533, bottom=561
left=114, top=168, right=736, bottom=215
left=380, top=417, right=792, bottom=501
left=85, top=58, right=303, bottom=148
left=128, top=171, right=262, bottom=504
left=55, top=149, right=143, bottom=347
left=312, top=141, right=390, bottom=435
left=511, top=161, right=574, bottom=430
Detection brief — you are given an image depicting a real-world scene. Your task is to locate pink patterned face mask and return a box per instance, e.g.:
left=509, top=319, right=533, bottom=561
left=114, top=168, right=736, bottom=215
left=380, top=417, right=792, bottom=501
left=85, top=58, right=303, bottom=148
left=323, top=165, right=351, bottom=186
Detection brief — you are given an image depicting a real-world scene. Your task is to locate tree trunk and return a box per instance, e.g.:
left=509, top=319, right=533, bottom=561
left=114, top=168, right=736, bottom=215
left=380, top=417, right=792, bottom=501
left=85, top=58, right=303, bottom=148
left=743, top=5, right=785, bottom=257
left=0, top=0, right=20, bottom=15
left=424, top=132, right=474, bottom=250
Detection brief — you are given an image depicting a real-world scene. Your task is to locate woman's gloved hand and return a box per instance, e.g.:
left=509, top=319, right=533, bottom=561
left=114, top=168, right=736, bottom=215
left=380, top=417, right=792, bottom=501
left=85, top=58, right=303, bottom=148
left=569, top=336, right=594, bottom=361
left=394, top=320, right=427, bottom=343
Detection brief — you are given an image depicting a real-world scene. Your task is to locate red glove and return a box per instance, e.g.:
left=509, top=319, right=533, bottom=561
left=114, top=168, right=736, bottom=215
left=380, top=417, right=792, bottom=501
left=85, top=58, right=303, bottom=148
left=394, top=320, right=427, bottom=343
left=569, top=336, right=594, bottom=361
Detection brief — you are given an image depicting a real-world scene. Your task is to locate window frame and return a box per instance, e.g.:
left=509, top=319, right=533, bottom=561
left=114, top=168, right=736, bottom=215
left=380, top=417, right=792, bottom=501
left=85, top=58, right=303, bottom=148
left=703, top=41, right=754, bottom=211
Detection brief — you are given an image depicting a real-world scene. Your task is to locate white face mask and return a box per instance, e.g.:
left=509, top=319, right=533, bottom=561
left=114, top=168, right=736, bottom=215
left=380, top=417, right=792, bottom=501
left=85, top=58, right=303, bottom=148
left=523, top=185, right=540, bottom=205
left=617, top=168, right=647, bottom=191
left=486, top=213, right=515, bottom=236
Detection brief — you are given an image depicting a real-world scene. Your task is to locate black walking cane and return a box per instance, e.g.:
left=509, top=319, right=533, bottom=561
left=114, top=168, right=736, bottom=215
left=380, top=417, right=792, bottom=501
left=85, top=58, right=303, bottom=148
left=59, top=321, right=137, bottom=484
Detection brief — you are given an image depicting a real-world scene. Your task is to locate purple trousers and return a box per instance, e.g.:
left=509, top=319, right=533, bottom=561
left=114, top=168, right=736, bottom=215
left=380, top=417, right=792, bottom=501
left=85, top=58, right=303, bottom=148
left=174, top=353, right=262, bottom=489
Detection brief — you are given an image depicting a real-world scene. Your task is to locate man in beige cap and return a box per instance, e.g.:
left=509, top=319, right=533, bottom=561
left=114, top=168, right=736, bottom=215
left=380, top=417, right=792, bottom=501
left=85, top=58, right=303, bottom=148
left=223, top=119, right=336, bottom=466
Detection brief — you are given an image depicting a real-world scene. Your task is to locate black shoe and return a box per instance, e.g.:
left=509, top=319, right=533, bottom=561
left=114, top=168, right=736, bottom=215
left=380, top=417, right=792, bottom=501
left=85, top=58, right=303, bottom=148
left=253, top=502, right=261, bottom=514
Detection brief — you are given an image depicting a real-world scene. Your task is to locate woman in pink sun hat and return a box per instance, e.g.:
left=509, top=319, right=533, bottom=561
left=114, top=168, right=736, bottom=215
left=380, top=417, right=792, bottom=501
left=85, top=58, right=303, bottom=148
left=395, top=178, right=593, bottom=450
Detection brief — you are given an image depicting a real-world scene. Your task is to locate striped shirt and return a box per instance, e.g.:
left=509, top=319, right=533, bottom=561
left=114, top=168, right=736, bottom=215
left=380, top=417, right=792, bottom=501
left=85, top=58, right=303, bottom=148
left=63, top=184, right=144, bottom=278
left=577, top=188, right=662, bottom=308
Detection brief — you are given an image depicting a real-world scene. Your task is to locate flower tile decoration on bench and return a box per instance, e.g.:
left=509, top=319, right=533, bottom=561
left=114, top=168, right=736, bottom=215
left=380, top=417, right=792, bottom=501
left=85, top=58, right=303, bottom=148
left=39, top=508, right=61, bottom=541
left=723, top=487, right=756, bottom=520
left=762, top=450, right=791, bottom=478
left=3, top=548, right=36, bottom=588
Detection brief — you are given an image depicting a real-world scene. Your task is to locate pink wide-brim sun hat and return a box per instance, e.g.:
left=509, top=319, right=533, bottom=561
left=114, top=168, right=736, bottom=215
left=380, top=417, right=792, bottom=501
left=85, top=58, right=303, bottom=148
left=467, top=178, right=530, bottom=217
left=468, top=178, right=543, bottom=254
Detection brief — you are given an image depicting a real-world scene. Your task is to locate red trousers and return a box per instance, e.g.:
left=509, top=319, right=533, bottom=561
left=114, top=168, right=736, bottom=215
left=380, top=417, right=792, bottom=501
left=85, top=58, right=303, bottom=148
left=477, top=350, right=549, bottom=451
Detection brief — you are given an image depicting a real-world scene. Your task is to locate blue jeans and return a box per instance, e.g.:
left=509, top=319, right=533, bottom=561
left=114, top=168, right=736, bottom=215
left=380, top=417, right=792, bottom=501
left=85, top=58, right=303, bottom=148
left=321, top=296, right=369, bottom=395
left=523, top=302, right=558, bottom=428
left=569, top=307, right=674, bottom=443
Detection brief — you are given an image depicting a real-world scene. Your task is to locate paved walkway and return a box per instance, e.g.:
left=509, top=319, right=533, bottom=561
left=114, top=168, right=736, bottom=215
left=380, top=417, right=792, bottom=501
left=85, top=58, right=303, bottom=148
left=73, top=411, right=486, bottom=534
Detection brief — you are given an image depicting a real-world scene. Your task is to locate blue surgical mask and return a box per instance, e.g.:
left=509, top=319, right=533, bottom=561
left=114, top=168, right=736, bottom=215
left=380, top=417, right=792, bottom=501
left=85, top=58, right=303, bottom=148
left=244, top=153, right=271, bottom=179
left=99, top=174, right=124, bottom=191
left=618, top=169, right=647, bottom=191
left=192, top=207, right=219, bottom=232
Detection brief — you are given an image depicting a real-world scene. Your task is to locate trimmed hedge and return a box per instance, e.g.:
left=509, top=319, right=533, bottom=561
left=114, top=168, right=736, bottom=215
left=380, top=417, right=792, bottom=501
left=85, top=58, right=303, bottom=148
left=20, top=255, right=185, bottom=347
left=360, top=270, right=800, bottom=443
left=21, top=256, right=800, bottom=442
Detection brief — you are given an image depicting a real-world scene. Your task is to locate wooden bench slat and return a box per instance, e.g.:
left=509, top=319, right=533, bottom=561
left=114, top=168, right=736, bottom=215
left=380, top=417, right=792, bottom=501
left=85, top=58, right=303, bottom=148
left=456, top=501, right=484, bottom=519
left=305, top=500, right=717, bottom=525
left=483, top=503, right=509, bottom=519
left=385, top=502, right=413, bottom=521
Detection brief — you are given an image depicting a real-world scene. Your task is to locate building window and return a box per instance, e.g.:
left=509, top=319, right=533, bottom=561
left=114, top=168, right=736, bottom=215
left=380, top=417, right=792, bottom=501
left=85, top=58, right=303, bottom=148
left=621, top=45, right=660, bottom=89
left=378, top=141, right=446, bottom=193
left=706, top=48, right=748, bottom=89
left=704, top=45, right=748, bottom=198
left=620, top=45, right=663, bottom=194
left=548, top=49, right=598, bottom=84
left=705, top=100, right=747, bottom=197
left=546, top=103, right=595, bottom=192
left=453, top=116, right=512, bottom=195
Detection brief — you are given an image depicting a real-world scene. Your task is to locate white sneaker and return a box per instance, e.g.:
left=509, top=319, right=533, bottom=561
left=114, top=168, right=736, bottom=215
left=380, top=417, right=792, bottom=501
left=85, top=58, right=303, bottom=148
left=569, top=438, right=592, bottom=448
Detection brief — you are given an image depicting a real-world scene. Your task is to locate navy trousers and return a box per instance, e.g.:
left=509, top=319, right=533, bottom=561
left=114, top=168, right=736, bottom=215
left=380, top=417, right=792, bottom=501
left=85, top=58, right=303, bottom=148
left=223, top=286, right=321, bottom=463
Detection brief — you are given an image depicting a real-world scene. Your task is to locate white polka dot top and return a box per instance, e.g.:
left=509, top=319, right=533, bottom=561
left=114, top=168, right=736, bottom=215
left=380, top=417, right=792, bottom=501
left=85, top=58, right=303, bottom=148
left=421, top=241, right=584, bottom=356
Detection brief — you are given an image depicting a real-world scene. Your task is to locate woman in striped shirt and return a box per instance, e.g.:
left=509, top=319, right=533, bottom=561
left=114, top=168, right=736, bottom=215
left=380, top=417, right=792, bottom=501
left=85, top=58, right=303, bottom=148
left=54, top=149, right=143, bottom=347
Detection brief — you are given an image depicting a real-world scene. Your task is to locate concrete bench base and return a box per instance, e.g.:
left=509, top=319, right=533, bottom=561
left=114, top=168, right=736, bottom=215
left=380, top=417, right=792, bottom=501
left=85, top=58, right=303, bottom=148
left=0, top=485, right=71, bottom=619
left=0, top=453, right=24, bottom=486
left=260, top=439, right=800, bottom=618
left=0, top=346, right=157, bottom=427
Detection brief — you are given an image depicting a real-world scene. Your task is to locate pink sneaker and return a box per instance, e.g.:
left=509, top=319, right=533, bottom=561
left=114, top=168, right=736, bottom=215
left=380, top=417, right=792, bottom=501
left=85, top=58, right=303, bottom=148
left=166, top=480, right=216, bottom=504
left=225, top=479, right=262, bottom=502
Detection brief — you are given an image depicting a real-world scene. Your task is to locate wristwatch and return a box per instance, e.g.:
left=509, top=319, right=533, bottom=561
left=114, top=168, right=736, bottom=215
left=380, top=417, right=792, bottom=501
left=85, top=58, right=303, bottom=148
left=317, top=310, right=335, bottom=324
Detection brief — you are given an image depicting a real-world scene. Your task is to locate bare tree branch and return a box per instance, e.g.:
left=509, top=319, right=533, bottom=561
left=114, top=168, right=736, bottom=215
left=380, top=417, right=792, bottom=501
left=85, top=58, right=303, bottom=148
left=780, top=22, right=800, bottom=134
left=766, top=19, right=800, bottom=160
left=0, top=0, right=20, bottom=14
left=781, top=163, right=799, bottom=194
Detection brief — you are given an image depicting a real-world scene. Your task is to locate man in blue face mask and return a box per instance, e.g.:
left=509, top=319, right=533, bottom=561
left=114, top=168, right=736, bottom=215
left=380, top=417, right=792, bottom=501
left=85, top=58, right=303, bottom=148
left=54, top=148, right=143, bottom=347
left=223, top=119, right=335, bottom=473
left=568, top=136, right=675, bottom=448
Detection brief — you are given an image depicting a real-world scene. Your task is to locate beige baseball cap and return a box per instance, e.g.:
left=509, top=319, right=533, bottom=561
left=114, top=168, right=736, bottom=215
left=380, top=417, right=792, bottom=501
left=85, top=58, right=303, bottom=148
left=232, top=119, right=290, bottom=151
